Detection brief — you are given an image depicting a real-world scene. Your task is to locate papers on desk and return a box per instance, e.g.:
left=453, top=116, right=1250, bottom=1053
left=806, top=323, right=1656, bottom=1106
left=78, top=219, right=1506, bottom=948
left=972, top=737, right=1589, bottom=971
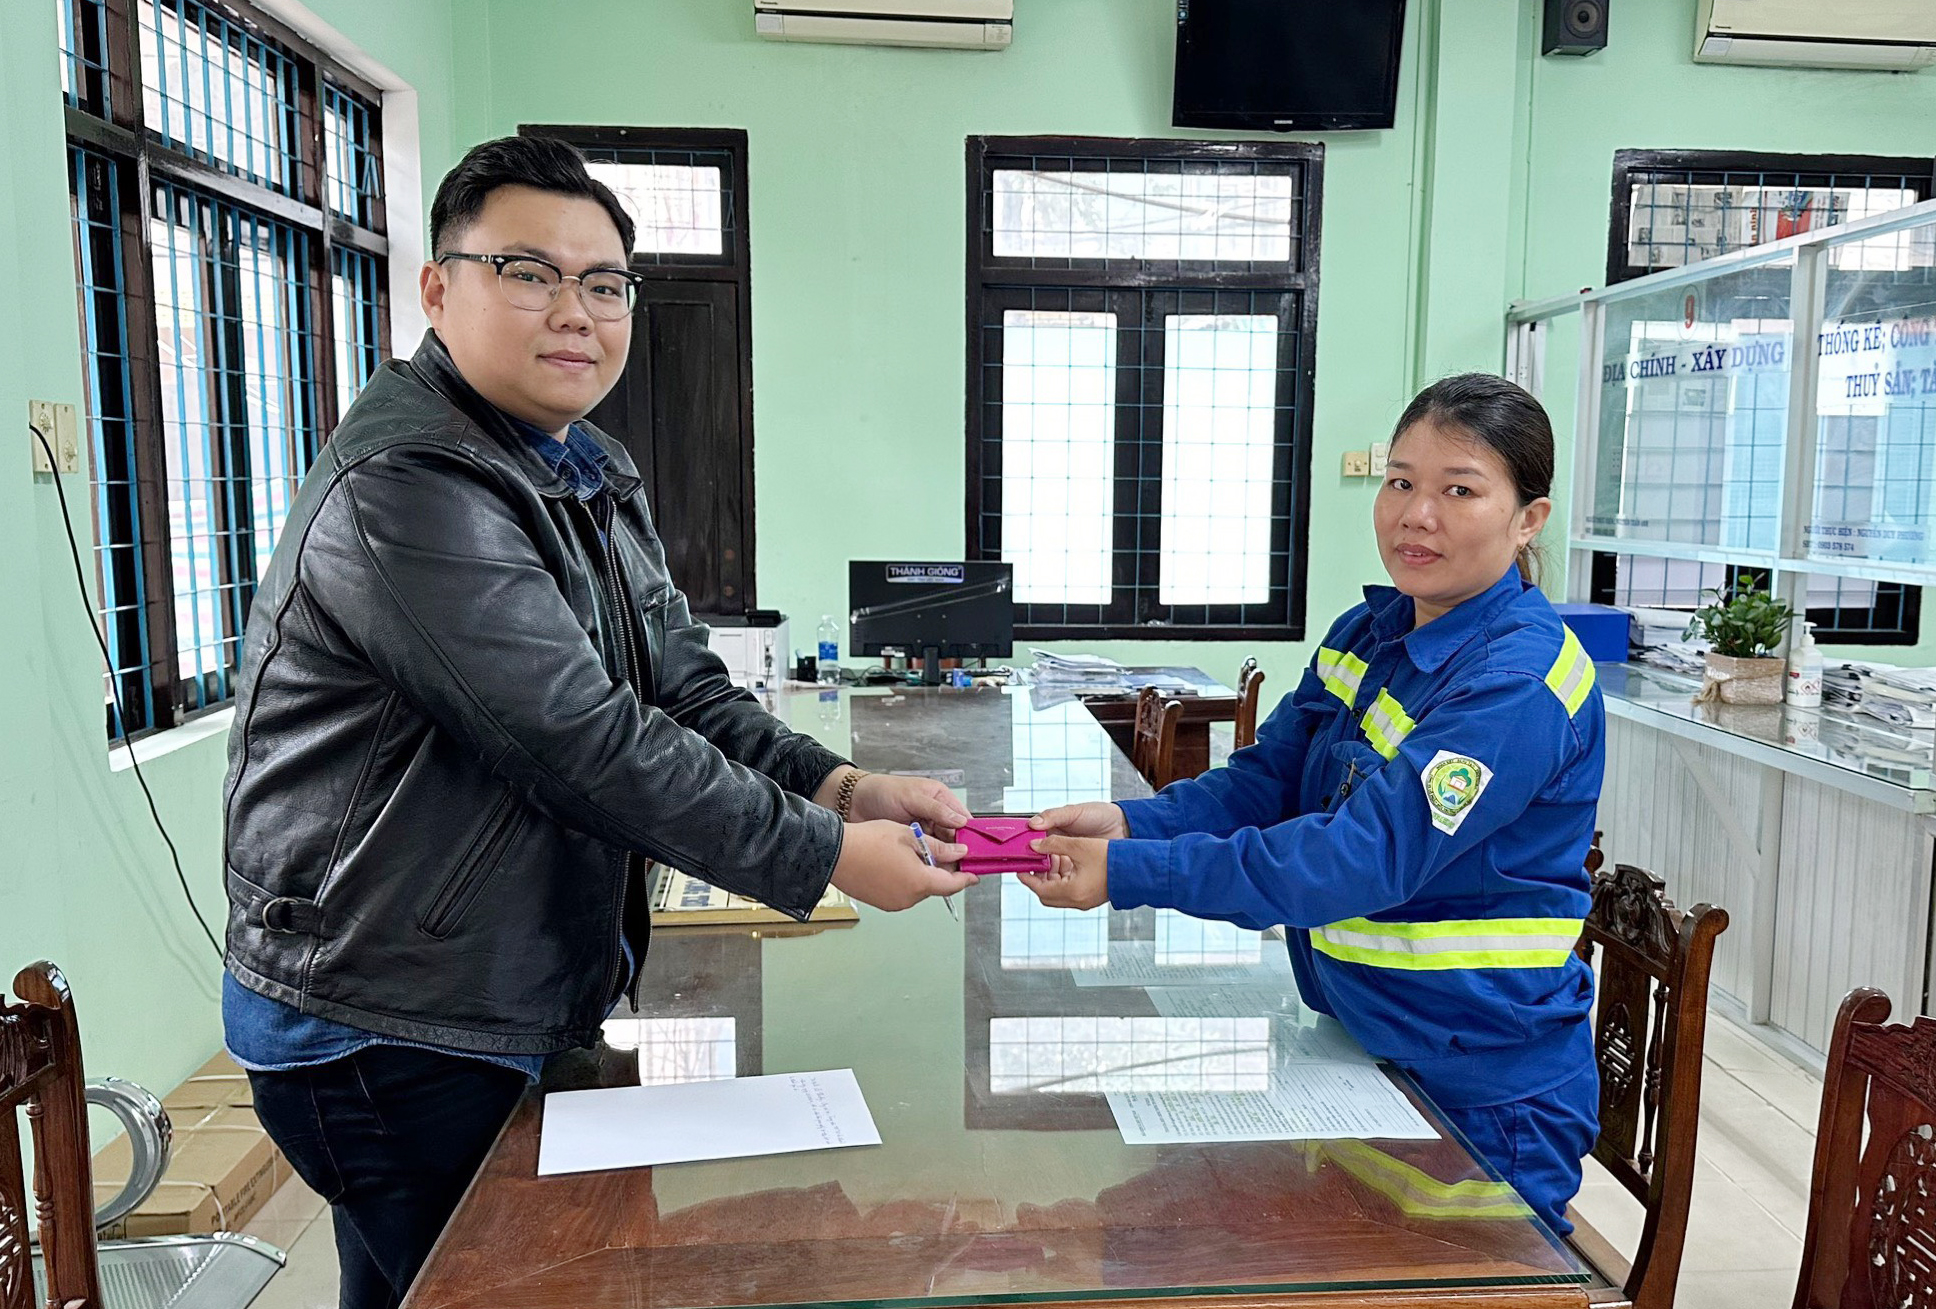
left=1107, top=982, right=1437, bottom=1144
left=1029, top=649, right=1127, bottom=683
left=1107, top=1062, right=1436, bottom=1144
left=536, top=1069, right=881, bottom=1176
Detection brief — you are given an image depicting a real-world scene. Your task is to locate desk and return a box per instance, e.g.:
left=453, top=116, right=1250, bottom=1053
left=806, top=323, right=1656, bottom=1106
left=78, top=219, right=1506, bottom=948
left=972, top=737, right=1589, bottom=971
left=402, top=686, right=1588, bottom=1309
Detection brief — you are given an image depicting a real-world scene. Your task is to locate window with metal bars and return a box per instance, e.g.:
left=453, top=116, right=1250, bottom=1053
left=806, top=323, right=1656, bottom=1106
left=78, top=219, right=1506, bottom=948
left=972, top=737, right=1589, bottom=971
left=967, top=137, right=1320, bottom=641
left=58, top=0, right=390, bottom=738
left=1597, top=149, right=1931, bottom=645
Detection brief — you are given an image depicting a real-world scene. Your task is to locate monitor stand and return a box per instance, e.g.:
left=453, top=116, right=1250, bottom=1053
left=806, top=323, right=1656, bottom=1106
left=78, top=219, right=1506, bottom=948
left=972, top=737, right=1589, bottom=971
left=919, top=645, right=946, bottom=686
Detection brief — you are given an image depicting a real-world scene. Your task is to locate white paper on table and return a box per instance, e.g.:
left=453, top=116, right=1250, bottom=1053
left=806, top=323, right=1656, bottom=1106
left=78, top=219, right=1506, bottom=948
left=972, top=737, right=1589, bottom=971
left=1070, top=939, right=1294, bottom=988
left=1106, top=1061, right=1435, bottom=1143
left=537, top=1069, right=882, bottom=1176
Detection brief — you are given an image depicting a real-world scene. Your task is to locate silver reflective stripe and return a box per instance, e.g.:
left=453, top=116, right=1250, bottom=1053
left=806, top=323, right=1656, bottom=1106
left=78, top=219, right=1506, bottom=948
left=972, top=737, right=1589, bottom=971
left=1544, top=628, right=1597, bottom=716
left=1314, top=924, right=1580, bottom=957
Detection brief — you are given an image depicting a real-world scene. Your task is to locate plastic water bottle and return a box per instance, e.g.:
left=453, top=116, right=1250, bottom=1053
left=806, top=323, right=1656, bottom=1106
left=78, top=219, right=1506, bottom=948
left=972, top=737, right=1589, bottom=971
left=817, top=615, right=841, bottom=683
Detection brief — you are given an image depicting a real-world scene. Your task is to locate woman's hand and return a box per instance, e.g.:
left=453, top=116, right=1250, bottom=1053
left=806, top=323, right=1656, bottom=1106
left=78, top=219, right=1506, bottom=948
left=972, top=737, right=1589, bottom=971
left=1028, top=802, right=1128, bottom=841
left=1018, top=836, right=1110, bottom=910
left=831, top=820, right=973, bottom=911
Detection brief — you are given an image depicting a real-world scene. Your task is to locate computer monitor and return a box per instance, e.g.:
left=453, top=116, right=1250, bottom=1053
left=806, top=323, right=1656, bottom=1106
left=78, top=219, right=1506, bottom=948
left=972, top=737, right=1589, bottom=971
left=848, top=561, right=1014, bottom=685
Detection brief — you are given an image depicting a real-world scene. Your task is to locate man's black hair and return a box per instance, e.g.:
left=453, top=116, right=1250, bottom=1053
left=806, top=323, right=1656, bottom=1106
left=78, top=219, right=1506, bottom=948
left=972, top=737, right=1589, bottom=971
left=429, top=135, right=635, bottom=258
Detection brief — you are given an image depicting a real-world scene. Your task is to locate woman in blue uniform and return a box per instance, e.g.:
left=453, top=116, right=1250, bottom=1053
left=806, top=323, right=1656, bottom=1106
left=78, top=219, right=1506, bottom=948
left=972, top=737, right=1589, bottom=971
left=1023, top=372, right=1603, bottom=1235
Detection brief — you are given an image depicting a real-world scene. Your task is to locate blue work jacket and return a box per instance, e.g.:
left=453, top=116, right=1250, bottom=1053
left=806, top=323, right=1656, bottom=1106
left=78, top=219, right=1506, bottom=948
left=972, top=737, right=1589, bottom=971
left=1109, top=568, right=1603, bottom=1110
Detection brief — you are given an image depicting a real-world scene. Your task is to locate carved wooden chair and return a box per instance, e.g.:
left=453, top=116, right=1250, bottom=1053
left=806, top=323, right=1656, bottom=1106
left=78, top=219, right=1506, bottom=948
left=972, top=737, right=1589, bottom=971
left=8, top=962, right=284, bottom=1309
left=1792, top=988, right=1936, bottom=1309
left=1234, top=658, right=1266, bottom=751
left=1566, top=861, right=1730, bottom=1309
left=4, top=960, right=98, bottom=1309
left=1131, top=686, right=1184, bottom=791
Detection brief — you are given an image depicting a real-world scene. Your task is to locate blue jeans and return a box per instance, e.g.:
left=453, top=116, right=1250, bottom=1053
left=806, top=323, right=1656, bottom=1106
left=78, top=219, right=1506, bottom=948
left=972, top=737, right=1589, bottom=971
left=1442, top=1063, right=1600, bottom=1237
left=248, top=1045, right=527, bottom=1309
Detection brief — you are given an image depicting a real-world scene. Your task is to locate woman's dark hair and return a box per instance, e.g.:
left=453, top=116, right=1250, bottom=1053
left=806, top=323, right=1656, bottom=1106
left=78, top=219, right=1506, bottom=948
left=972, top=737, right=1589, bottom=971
left=429, top=136, right=634, bottom=257
left=1390, top=372, right=1555, bottom=580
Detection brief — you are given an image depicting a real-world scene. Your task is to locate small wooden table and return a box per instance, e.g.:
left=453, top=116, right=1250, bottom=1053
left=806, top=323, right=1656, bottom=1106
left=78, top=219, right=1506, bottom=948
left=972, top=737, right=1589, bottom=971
left=1074, top=667, right=1239, bottom=780
left=402, top=687, right=1587, bottom=1309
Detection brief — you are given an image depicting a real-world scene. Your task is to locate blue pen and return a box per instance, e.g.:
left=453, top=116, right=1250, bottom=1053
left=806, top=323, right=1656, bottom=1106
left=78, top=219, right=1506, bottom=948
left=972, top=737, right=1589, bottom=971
left=910, top=823, right=957, bottom=921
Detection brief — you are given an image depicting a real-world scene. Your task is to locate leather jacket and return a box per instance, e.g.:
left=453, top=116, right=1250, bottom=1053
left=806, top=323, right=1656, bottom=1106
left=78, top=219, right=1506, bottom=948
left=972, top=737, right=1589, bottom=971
left=223, top=333, right=847, bottom=1054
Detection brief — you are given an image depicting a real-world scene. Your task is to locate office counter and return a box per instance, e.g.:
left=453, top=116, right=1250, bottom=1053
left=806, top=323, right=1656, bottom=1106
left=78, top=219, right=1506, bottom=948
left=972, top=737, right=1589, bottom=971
left=1596, top=662, right=1936, bottom=1064
left=402, top=685, right=1587, bottom=1309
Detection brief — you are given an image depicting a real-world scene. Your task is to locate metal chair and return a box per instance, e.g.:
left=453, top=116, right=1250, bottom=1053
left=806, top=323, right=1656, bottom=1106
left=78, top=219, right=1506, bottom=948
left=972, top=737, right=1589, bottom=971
left=9, top=961, right=285, bottom=1309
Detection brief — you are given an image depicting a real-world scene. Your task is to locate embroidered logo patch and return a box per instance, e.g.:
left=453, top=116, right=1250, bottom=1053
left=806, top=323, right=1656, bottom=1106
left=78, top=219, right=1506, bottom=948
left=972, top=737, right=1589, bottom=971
left=1422, top=749, right=1492, bottom=835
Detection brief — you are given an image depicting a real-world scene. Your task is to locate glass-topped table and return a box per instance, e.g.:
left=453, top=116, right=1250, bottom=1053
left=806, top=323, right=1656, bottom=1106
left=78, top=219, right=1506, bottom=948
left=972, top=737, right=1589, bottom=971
left=403, top=685, right=1590, bottom=1309
left=1597, top=661, right=1936, bottom=811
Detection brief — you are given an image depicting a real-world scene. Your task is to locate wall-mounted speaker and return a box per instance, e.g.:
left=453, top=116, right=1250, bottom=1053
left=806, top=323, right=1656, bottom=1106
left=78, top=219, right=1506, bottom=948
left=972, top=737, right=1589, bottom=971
left=1543, top=0, right=1608, bottom=56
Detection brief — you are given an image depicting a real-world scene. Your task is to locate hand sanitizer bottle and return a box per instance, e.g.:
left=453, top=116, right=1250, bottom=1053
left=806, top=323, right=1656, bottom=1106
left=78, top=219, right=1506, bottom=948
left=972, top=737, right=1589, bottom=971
left=1786, top=621, right=1823, bottom=708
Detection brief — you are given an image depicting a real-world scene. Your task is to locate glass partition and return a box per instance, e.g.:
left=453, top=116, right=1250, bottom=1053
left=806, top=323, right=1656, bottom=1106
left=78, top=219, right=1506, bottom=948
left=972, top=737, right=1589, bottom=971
left=1510, top=194, right=1936, bottom=612
left=1808, top=223, right=1936, bottom=569
left=1588, top=257, right=1793, bottom=557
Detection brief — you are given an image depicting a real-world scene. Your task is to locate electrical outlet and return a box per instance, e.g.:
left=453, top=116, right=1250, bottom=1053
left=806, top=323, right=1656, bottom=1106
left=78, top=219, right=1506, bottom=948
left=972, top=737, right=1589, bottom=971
left=1369, top=441, right=1391, bottom=477
left=28, top=400, right=80, bottom=475
left=1341, top=450, right=1371, bottom=478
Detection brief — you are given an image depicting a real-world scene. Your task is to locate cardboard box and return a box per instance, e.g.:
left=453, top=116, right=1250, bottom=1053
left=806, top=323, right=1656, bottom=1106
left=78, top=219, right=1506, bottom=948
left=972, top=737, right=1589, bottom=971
left=92, top=1054, right=288, bottom=1237
left=162, top=1050, right=254, bottom=1111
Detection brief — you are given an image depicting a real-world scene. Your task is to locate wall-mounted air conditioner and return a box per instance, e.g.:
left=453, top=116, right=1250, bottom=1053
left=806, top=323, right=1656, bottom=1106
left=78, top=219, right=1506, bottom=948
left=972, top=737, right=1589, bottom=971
left=1696, top=0, right=1936, bottom=71
left=754, top=0, right=1012, bottom=50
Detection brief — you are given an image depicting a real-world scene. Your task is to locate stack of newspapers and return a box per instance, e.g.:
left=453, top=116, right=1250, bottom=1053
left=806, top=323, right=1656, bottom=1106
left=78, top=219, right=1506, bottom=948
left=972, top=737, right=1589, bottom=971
left=1822, top=662, right=1936, bottom=729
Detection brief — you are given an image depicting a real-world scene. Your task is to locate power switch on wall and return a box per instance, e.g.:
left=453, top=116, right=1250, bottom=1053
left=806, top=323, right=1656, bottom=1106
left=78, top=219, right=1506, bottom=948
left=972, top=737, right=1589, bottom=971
left=29, top=400, right=80, bottom=475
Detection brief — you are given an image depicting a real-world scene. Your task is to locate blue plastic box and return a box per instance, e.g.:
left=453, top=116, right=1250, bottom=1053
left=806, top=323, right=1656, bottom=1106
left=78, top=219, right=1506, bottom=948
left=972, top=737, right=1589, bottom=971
left=1553, top=603, right=1629, bottom=664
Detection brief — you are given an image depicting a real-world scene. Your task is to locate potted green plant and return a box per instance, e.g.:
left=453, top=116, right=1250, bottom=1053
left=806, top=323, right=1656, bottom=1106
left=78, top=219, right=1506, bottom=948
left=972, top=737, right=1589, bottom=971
left=1684, top=574, right=1797, bottom=705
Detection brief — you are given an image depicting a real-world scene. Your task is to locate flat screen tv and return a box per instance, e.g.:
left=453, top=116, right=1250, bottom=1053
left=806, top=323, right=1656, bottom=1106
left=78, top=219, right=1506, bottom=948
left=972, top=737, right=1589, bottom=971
left=1173, top=0, right=1408, bottom=133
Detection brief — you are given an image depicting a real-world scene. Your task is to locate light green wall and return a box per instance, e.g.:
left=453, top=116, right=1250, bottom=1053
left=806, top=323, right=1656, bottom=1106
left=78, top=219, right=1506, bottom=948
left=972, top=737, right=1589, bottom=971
left=0, top=0, right=458, bottom=1097
left=9, top=0, right=1936, bottom=1090
left=455, top=0, right=1456, bottom=686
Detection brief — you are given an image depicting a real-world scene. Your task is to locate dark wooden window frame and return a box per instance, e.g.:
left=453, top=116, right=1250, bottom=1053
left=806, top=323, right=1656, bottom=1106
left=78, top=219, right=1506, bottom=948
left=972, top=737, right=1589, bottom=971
left=64, top=0, right=390, bottom=738
left=519, top=123, right=758, bottom=612
left=965, top=135, right=1322, bottom=643
left=1599, top=147, right=1933, bottom=647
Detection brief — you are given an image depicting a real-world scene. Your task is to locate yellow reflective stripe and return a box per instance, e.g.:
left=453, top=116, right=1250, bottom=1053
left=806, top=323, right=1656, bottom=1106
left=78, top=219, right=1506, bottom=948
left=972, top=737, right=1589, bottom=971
left=1309, top=915, right=1585, bottom=971
left=1544, top=627, right=1597, bottom=717
left=1315, top=646, right=1367, bottom=709
left=1359, top=689, right=1416, bottom=761
left=1324, top=1140, right=1531, bottom=1221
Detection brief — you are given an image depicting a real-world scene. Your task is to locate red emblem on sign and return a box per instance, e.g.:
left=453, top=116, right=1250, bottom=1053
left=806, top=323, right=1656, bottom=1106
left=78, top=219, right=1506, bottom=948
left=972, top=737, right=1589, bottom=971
left=1684, top=294, right=1696, bottom=330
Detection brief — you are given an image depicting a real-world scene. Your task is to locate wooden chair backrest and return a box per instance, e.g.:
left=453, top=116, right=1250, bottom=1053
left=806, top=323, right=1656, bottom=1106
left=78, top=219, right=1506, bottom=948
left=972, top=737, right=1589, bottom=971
left=1572, top=857, right=1728, bottom=1307
left=1794, top=988, right=1936, bottom=1309
left=1131, top=686, right=1184, bottom=790
left=1235, top=659, right=1266, bottom=751
left=1, top=961, right=99, bottom=1309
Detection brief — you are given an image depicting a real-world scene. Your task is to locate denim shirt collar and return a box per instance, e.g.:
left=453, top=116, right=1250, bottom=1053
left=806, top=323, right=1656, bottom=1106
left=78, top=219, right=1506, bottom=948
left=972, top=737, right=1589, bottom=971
left=1362, top=566, right=1528, bottom=674
left=510, top=417, right=610, bottom=501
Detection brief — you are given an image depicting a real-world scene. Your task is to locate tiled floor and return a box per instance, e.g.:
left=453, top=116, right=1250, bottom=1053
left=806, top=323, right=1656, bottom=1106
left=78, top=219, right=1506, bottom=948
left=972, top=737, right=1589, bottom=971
left=243, top=1011, right=1823, bottom=1309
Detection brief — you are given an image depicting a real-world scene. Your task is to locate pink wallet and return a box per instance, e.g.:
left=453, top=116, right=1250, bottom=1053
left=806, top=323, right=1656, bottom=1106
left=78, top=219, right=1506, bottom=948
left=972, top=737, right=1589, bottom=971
left=956, top=817, right=1053, bottom=875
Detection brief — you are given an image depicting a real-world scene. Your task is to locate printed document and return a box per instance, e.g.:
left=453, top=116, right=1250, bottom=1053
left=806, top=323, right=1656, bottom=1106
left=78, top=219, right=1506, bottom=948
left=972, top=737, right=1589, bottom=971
left=1107, top=1061, right=1435, bottom=1144
left=538, top=1069, right=881, bottom=1176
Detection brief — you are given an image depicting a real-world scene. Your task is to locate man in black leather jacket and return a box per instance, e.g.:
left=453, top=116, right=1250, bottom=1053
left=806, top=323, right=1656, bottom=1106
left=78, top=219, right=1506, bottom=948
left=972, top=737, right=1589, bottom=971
left=221, top=136, right=974, bottom=1309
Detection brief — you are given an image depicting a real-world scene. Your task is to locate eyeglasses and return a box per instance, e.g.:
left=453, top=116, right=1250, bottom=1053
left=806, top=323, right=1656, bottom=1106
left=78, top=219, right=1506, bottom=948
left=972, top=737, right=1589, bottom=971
left=436, top=252, right=643, bottom=322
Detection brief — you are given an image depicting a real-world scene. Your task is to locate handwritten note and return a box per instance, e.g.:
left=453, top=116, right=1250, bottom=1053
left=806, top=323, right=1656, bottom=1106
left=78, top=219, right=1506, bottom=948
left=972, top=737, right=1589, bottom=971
left=537, top=1069, right=882, bottom=1176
